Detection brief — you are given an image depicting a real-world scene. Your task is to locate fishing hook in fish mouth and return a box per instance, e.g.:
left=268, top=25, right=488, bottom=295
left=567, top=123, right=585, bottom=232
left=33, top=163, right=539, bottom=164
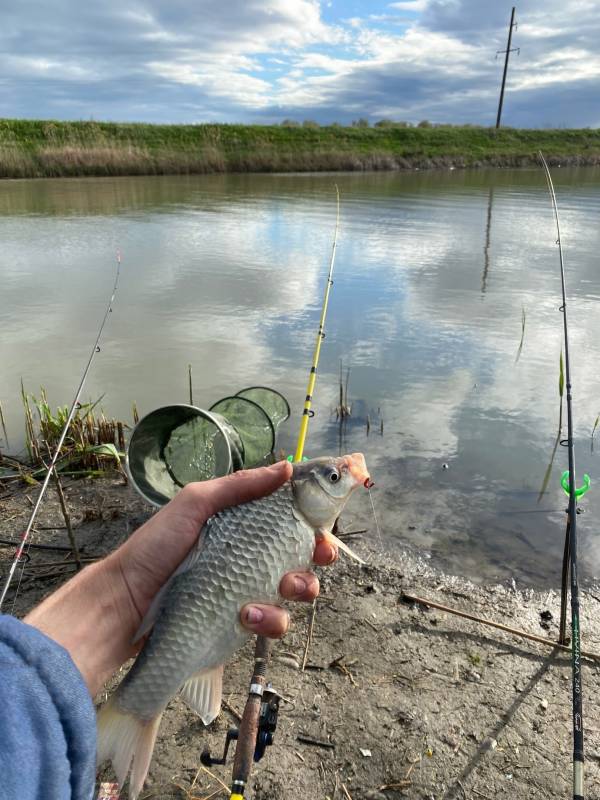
left=364, top=478, right=374, bottom=489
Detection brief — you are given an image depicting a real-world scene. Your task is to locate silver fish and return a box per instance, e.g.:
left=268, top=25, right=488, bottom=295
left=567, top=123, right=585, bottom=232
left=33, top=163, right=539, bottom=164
left=97, top=453, right=370, bottom=798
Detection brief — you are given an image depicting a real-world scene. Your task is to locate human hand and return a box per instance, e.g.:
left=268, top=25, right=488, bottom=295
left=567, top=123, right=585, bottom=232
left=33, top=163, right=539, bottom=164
left=25, top=461, right=338, bottom=696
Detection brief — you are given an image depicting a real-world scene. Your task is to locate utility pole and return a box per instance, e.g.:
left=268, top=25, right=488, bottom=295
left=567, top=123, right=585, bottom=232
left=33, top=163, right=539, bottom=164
left=496, top=6, right=519, bottom=128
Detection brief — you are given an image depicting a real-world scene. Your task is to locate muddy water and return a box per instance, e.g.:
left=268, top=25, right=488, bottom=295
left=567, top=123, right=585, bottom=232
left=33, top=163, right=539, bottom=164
left=2, top=167, right=600, bottom=587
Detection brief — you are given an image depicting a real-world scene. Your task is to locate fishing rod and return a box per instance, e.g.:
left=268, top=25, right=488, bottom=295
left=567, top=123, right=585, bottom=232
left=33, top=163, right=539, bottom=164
left=539, top=151, right=586, bottom=800
left=0, top=251, right=122, bottom=612
left=208, top=187, right=341, bottom=800
left=294, top=184, right=340, bottom=461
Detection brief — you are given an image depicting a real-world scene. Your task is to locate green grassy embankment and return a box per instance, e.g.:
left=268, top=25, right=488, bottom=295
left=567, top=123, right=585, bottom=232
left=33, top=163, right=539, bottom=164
left=1, top=119, right=600, bottom=178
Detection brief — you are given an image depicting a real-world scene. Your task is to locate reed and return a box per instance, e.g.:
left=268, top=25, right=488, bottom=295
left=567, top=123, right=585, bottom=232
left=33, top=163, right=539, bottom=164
left=515, top=306, right=526, bottom=363
left=2, top=119, right=600, bottom=179
left=0, top=399, right=8, bottom=452
left=19, top=385, right=127, bottom=475
left=335, top=360, right=352, bottom=419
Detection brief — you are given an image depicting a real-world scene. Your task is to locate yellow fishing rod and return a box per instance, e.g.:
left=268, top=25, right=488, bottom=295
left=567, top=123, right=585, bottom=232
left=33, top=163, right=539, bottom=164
left=221, top=187, right=341, bottom=800
left=294, top=183, right=340, bottom=461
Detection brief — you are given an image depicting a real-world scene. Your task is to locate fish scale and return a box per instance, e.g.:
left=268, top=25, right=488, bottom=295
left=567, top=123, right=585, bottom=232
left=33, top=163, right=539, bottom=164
left=116, top=484, right=315, bottom=721
left=97, top=453, right=370, bottom=799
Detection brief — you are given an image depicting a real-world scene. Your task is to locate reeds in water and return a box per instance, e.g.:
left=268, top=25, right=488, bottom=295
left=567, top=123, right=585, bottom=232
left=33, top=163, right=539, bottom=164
left=515, top=306, right=526, bottom=363
left=0, top=399, right=8, bottom=459
left=20, top=386, right=127, bottom=475
left=537, top=351, right=567, bottom=501
left=335, top=360, right=352, bottom=419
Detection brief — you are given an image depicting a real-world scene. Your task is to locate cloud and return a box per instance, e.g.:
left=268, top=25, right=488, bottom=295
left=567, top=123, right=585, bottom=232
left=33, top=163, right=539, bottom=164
left=0, top=1, right=598, bottom=126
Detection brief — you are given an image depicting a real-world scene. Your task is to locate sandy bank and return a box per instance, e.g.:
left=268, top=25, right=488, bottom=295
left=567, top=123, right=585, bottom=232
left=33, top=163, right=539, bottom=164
left=1, top=476, right=599, bottom=799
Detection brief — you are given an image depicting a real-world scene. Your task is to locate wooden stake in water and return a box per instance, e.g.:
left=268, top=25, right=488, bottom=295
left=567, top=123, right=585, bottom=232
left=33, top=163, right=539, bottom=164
left=52, top=468, right=81, bottom=571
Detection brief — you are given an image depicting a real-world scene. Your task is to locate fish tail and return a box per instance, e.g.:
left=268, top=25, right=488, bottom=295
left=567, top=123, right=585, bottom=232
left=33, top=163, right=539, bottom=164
left=97, top=695, right=163, bottom=800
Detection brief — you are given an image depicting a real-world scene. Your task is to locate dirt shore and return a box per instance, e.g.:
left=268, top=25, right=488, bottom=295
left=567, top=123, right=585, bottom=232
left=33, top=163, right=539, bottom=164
left=2, top=474, right=600, bottom=799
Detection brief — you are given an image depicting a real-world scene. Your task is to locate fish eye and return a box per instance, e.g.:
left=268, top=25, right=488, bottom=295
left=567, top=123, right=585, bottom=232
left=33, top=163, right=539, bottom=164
left=329, top=470, right=340, bottom=483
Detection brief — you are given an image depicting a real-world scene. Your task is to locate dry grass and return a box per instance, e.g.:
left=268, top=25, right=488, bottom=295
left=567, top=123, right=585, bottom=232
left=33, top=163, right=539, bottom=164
left=2, top=119, right=600, bottom=178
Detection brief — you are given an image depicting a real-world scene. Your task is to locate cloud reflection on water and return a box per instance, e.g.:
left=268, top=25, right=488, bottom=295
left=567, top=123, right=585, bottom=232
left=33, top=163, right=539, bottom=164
left=2, top=168, right=600, bottom=587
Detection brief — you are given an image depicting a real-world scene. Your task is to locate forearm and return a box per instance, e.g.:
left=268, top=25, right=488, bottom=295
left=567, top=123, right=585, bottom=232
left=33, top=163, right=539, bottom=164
left=0, top=614, right=97, bottom=800
left=24, top=555, right=138, bottom=697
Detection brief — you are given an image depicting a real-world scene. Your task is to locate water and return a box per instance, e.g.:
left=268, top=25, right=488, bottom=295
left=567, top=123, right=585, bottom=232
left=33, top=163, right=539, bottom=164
left=2, top=167, right=600, bottom=588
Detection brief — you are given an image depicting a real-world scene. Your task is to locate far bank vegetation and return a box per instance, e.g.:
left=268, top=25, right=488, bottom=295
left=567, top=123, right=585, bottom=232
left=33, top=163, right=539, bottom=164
left=1, top=118, right=600, bottom=179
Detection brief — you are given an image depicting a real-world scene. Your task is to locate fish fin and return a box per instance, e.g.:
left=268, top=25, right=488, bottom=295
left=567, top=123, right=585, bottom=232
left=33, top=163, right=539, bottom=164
left=322, top=529, right=366, bottom=565
left=133, top=531, right=207, bottom=643
left=179, top=664, right=223, bottom=725
left=97, top=695, right=162, bottom=800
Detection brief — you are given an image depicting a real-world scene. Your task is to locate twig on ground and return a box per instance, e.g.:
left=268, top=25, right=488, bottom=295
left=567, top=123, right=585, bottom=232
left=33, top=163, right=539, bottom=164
left=404, top=754, right=422, bottom=780
left=222, top=698, right=242, bottom=722
left=297, top=735, right=335, bottom=749
left=330, top=655, right=357, bottom=686
left=584, top=589, right=600, bottom=605
left=336, top=529, right=367, bottom=539
left=379, top=780, right=412, bottom=790
left=341, top=782, right=353, bottom=800
left=363, top=618, right=380, bottom=632
left=198, top=766, right=229, bottom=793
left=302, top=598, right=318, bottom=670
left=51, top=467, right=81, bottom=569
left=471, top=788, right=494, bottom=800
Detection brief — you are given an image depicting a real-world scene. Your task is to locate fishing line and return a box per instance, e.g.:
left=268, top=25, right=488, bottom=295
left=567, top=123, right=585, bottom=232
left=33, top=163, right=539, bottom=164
left=367, top=486, right=383, bottom=551
left=0, top=251, right=122, bottom=612
left=539, top=151, right=587, bottom=800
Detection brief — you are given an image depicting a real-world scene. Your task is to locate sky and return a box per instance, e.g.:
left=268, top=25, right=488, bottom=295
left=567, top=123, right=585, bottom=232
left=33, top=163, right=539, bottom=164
left=1, top=0, right=599, bottom=128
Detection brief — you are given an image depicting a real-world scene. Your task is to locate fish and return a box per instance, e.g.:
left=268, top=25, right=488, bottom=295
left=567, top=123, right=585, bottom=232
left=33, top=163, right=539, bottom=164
left=97, top=453, right=370, bottom=798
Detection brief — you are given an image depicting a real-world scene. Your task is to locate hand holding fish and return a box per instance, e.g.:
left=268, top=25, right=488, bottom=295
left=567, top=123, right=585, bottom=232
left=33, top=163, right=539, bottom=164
left=29, top=453, right=369, bottom=799
left=25, top=460, right=336, bottom=697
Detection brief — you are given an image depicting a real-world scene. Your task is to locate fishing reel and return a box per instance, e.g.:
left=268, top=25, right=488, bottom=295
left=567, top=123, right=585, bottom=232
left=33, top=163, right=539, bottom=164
left=200, top=686, right=281, bottom=767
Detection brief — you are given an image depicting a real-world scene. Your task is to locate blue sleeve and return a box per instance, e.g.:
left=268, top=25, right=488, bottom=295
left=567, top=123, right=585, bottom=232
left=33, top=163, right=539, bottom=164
left=0, top=614, right=96, bottom=800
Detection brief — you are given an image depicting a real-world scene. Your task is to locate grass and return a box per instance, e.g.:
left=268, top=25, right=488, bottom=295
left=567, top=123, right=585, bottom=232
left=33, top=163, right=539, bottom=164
left=1, top=119, right=600, bottom=178
left=18, top=386, right=127, bottom=476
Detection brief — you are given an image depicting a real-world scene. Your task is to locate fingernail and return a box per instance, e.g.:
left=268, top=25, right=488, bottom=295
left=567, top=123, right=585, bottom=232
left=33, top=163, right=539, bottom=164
left=293, top=576, right=308, bottom=595
left=272, top=459, right=292, bottom=474
left=246, top=606, right=264, bottom=624
left=326, top=545, right=338, bottom=564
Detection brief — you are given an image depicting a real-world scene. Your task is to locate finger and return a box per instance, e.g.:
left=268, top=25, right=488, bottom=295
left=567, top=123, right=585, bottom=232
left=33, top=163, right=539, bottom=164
left=313, top=539, right=338, bottom=566
left=117, top=460, right=293, bottom=588
left=179, top=460, right=293, bottom=522
left=279, top=571, right=320, bottom=602
left=241, top=604, right=290, bottom=638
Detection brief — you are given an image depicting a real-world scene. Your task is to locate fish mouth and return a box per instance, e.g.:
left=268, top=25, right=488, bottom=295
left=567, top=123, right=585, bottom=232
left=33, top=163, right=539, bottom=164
left=343, top=452, right=370, bottom=487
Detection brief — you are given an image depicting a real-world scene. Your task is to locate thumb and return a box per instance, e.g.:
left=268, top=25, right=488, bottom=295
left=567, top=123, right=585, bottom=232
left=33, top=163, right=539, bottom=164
left=175, top=459, right=293, bottom=523
left=113, top=461, right=293, bottom=612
